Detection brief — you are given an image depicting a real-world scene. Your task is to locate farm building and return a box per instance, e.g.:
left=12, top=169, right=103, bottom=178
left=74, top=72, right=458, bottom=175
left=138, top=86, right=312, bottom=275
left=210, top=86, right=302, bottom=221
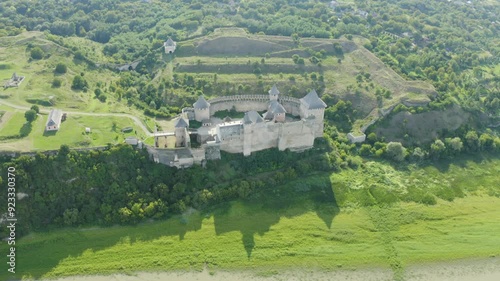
left=46, top=109, right=63, bottom=131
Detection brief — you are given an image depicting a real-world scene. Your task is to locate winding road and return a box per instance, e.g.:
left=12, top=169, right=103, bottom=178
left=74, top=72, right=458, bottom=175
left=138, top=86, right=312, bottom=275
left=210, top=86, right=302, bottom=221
left=0, top=99, right=154, bottom=136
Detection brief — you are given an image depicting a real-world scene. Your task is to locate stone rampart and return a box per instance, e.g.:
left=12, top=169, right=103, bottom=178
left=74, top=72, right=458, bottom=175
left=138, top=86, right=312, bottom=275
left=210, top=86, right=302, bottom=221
left=279, top=96, right=301, bottom=116
left=208, top=95, right=303, bottom=117
left=209, top=95, right=269, bottom=114
left=278, top=121, right=315, bottom=150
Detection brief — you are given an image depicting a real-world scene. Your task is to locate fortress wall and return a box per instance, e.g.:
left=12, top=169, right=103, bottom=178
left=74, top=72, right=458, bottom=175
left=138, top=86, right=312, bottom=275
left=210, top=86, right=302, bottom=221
left=219, top=135, right=244, bottom=153
left=280, top=96, right=301, bottom=116
left=209, top=95, right=269, bottom=115
left=191, top=148, right=206, bottom=164
left=246, top=122, right=280, bottom=154
left=278, top=121, right=315, bottom=150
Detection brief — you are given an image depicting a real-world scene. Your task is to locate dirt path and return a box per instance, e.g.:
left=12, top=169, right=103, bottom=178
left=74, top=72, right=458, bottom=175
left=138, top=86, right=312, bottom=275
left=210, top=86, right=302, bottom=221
left=0, top=100, right=153, bottom=136
left=43, top=257, right=500, bottom=281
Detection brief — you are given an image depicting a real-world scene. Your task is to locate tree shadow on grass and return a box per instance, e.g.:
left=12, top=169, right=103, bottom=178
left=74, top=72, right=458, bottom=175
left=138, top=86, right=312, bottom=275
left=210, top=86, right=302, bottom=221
left=9, top=213, right=205, bottom=280
left=213, top=174, right=339, bottom=258
left=8, top=176, right=340, bottom=279
left=19, top=122, right=33, bottom=137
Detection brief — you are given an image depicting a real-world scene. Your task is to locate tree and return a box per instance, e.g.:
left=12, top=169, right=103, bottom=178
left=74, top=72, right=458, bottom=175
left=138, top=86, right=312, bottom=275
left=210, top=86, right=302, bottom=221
left=359, top=144, right=372, bottom=156
left=412, top=147, right=426, bottom=161
left=55, top=63, right=67, bottom=74
left=465, top=131, right=480, bottom=151
left=58, top=144, right=70, bottom=158
left=445, top=137, right=463, bottom=153
left=386, top=142, right=406, bottom=161
left=24, top=109, right=37, bottom=122
left=30, top=105, right=40, bottom=114
left=30, top=47, right=44, bottom=60
left=479, top=133, right=495, bottom=151
left=72, top=75, right=88, bottom=90
left=63, top=208, right=79, bottom=226
left=367, top=132, right=377, bottom=144
left=430, top=139, right=446, bottom=158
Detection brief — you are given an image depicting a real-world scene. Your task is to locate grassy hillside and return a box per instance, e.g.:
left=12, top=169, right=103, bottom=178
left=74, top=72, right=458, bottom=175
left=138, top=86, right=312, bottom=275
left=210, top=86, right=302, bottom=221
left=0, top=32, right=129, bottom=113
left=169, top=28, right=436, bottom=133
left=3, top=155, right=499, bottom=280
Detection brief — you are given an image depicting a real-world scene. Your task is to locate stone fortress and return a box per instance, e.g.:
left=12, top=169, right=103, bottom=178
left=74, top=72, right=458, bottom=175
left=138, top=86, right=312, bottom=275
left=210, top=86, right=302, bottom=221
left=149, top=85, right=327, bottom=168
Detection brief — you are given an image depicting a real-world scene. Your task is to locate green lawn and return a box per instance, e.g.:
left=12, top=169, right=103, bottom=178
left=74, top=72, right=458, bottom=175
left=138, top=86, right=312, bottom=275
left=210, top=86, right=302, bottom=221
left=0, top=111, right=26, bottom=137
left=33, top=115, right=143, bottom=150
left=3, top=157, right=499, bottom=280
left=0, top=102, right=151, bottom=151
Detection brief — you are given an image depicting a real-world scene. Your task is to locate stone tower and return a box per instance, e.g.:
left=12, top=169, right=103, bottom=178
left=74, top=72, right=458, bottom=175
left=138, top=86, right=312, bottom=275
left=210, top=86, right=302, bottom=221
left=299, top=89, right=327, bottom=137
left=268, top=84, right=280, bottom=101
left=193, top=96, right=210, bottom=122
left=242, top=111, right=264, bottom=156
left=174, top=118, right=189, bottom=147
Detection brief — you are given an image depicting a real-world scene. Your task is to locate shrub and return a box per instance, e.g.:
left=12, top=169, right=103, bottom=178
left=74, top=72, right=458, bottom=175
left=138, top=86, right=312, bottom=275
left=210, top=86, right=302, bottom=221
left=52, top=78, right=62, bottom=88
left=30, top=47, right=44, bottom=59
left=71, top=75, right=88, bottom=90
left=55, top=63, right=67, bottom=74
left=421, top=194, right=437, bottom=205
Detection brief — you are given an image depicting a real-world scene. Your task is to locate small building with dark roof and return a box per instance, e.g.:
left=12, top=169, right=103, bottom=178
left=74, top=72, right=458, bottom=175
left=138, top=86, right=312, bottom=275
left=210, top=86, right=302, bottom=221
left=45, top=109, right=63, bottom=131
left=164, top=38, right=177, bottom=54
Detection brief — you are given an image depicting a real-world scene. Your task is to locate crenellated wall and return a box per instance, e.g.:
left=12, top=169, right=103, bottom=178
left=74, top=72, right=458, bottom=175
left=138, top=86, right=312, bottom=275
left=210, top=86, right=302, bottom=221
left=207, top=95, right=303, bottom=117
left=209, top=95, right=269, bottom=115
left=279, top=96, right=301, bottom=116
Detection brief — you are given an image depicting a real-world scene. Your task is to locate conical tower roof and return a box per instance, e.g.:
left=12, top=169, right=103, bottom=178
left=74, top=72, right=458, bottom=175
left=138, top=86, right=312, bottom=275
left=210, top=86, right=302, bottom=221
left=268, top=84, right=280, bottom=96
left=300, top=89, right=327, bottom=109
left=175, top=118, right=189, bottom=128
left=193, top=96, right=210, bottom=109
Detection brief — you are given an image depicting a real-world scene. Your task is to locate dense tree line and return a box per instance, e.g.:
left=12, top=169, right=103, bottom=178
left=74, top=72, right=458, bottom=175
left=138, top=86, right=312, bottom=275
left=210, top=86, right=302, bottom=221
left=0, top=143, right=334, bottom=238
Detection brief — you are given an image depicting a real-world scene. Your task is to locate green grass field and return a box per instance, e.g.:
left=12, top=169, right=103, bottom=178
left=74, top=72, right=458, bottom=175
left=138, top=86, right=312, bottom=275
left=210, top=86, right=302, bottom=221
left=32, top=115, right=143, bottom=150
left=0, top=111, right=26, bottom=137
left=3, top=156, right=499, bottom=280
left=0, top=109, right=145, bottom=151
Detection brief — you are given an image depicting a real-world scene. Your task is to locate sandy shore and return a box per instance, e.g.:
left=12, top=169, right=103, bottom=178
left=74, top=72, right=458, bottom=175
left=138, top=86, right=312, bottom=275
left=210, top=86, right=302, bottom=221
left=45, top=257, right=500, bottom=281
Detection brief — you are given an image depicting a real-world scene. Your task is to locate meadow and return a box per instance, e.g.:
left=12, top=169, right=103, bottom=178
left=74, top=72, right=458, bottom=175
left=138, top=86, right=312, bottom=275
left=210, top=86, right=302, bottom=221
left=3, top=155, right=499, bottom=281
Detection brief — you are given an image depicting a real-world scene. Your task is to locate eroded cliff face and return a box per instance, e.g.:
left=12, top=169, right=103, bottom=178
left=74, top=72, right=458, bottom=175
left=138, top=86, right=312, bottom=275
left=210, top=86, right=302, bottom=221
left=374, top=105, right=471, bottom=145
